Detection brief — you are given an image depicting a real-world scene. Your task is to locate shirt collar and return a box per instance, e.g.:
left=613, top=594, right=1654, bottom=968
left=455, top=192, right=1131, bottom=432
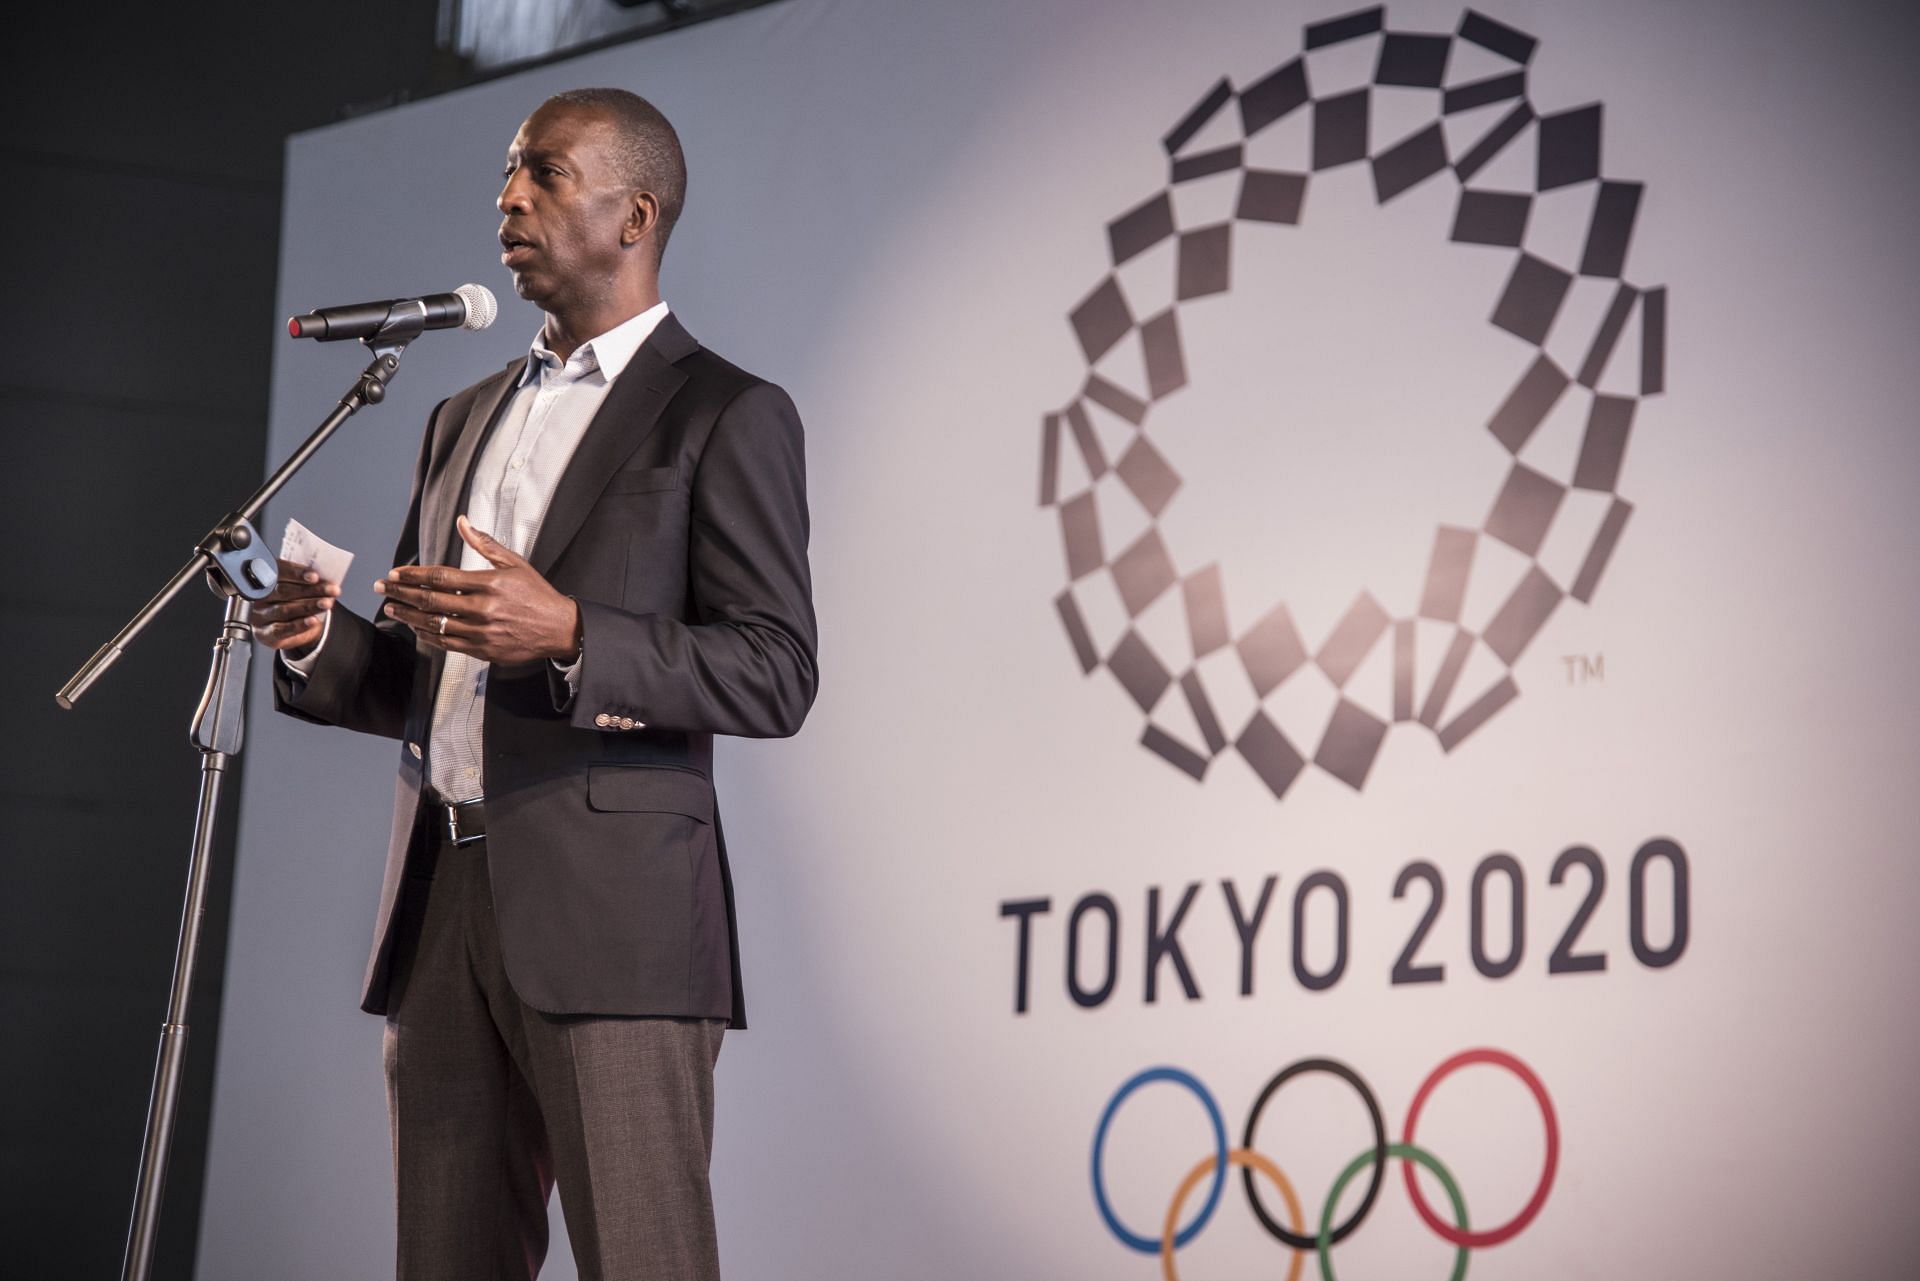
left=519, top=300, right=671, bottom=387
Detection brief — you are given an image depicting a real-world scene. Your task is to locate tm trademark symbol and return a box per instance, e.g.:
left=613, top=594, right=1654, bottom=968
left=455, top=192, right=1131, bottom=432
left=1562, top=653, right=1606, bottom=686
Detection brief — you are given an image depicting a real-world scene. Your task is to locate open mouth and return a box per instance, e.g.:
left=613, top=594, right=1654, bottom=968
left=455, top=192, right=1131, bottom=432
left=499, top=231, right=537, bottom=265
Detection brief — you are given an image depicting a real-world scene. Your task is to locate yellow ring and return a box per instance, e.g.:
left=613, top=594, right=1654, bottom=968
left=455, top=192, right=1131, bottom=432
left=1160, top=1147, right=1305, bottom=1281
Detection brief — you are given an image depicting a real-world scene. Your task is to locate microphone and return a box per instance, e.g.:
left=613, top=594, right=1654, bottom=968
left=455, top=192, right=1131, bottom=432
left=288, top=283, right=498, bottom=341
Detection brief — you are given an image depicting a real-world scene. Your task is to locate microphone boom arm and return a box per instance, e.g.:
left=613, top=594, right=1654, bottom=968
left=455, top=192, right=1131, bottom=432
left=56, top=334, right=412, bottom=707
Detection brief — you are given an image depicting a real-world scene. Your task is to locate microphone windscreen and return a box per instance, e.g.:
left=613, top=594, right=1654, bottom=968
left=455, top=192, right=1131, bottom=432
left=456, top=283, right=498, bottom=332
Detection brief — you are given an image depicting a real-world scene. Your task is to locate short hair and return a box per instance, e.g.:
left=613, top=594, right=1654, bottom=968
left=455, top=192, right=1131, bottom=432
left=544, top=87, right=687, bottom=263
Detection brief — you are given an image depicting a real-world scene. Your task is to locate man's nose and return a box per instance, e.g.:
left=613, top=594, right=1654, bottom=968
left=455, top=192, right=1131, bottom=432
left=498, top=175, right=532, bottom=214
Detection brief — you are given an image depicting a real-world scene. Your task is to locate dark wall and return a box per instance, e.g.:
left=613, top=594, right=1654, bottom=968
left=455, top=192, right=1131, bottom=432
left=0, top=7, right=447, bottom=1277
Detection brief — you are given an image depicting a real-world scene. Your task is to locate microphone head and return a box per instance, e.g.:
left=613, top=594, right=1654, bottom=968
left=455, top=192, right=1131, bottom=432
left=455, top=283, right=498, bottom=332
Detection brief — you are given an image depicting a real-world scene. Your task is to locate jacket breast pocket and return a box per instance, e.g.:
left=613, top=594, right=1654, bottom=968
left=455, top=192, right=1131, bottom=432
left=602, top=466, right=679, bottom=496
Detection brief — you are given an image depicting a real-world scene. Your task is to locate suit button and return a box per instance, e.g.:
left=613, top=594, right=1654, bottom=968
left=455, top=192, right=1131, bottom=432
left=407, top=742, right=422, bottom=759
left=594, top=713, right=612, bottom=728
left=619, top=717, right=636, bottom=730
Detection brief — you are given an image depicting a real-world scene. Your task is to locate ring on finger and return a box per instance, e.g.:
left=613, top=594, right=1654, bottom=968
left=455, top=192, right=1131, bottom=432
left=437, top=614, right=449, bottom=635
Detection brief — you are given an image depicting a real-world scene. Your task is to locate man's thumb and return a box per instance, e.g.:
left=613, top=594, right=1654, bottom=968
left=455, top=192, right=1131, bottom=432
left=458, top=515, right=518, bottom=566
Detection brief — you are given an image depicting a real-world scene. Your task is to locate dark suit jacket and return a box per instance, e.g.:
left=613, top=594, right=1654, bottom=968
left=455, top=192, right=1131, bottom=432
left=275, top=313, right=816, bottom=1027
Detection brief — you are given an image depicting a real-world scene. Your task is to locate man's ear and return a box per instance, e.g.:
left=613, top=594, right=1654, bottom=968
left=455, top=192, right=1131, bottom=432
left=622, top=191, right=660, bottom=247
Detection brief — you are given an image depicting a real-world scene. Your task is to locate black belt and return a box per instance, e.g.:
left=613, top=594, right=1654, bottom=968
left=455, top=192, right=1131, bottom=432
left=429, top=793, right=487, bottom=847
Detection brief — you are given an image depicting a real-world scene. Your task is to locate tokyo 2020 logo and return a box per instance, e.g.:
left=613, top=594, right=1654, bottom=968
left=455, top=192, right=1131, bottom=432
left=1037, top=5, right=1666, bottom=800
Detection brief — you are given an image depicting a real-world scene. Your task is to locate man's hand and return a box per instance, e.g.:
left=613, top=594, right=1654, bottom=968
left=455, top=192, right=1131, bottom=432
left=376, top=516, right=582, bottom=665
left=252, top=558, right=339, bottom=654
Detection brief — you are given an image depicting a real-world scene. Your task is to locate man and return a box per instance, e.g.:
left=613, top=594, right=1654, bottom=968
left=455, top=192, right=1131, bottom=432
left=252, top=87, right=817, bottom=1281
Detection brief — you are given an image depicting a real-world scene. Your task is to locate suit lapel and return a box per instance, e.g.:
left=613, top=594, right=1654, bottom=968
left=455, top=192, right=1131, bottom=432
left=421, top=360, right=522, bottom=570
left=527, top=314, right=696, bottom=577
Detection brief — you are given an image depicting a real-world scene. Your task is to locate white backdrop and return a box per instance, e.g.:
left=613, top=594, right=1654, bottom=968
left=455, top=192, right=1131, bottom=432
left=200, top=1, right=1920, bottom=1277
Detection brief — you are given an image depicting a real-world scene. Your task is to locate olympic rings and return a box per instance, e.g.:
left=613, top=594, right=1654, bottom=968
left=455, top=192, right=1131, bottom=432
left=1242, top=1059, right=1386, bottom=1250
left=1093, top=1067, right=1228, bottom=1252
left=1162, top=1149, right=1305, bottom=1281
left=1319, top=1143, right=1468, bottom=1281
left=1090, top=1049, right=1555, bottom=1273
left=1401, top=1047, right=1558, bottom=1248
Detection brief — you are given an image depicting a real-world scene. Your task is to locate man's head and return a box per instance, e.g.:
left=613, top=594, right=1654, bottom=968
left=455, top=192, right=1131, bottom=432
left=496, top=89, right=686, bottom=329
left=541, top=88, right=687, bottom=257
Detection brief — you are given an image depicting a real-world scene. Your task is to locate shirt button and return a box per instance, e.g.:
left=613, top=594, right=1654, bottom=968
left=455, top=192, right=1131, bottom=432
left=407, top=742, right=422, bottom=759
left=510, top=458, right=524, bottom=470
left=594, top=713, right=612, bottom=728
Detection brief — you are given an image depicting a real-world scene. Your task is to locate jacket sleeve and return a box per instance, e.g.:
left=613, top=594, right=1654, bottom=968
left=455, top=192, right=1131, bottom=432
left=272, top=603, right=418, bottom=739
left=566, top=381, right=818, bottom=739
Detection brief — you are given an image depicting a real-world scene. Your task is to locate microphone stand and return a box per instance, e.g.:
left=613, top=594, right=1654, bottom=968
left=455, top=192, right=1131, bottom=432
left=57, top=320, right=421, bottom=1281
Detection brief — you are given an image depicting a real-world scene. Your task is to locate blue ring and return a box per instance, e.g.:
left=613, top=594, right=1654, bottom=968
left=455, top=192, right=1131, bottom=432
left=1090, top=1066, right=1228, bottom=1253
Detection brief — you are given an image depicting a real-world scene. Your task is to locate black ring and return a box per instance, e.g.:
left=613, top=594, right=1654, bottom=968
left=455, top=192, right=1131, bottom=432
left=1240, top=1057, right=1386, bottom=1249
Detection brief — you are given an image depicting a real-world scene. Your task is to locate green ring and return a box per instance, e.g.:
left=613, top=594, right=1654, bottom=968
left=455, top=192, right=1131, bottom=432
left=1316, top=1142, right=1470, bottom=1281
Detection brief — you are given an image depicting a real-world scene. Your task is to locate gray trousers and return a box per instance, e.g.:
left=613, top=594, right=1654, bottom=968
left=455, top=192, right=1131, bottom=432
left=383, top=830, right=726, bottom=1281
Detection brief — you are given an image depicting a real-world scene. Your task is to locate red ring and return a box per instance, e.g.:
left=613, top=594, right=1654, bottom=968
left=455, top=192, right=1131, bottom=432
left=1401, top=1048, right=1557, bottom=1248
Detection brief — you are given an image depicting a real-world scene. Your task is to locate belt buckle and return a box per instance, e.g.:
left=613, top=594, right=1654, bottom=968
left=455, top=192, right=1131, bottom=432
left=445, top=800, right=483, bottom=847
